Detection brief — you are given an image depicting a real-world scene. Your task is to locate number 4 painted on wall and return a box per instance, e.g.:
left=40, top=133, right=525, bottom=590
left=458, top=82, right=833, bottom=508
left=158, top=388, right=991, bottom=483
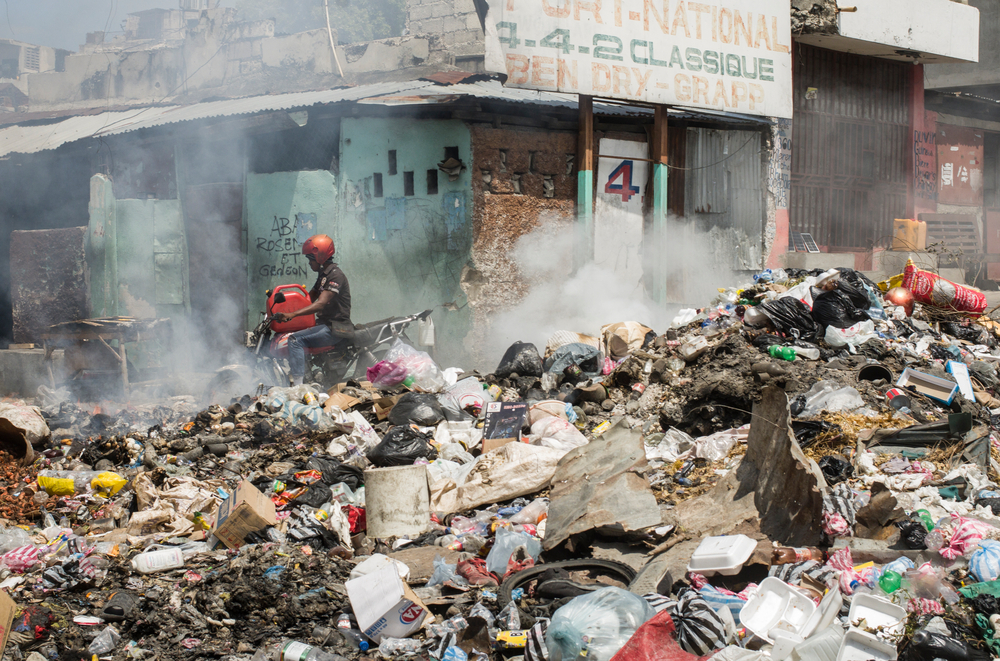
left=604, top=160, right=641, bottom=202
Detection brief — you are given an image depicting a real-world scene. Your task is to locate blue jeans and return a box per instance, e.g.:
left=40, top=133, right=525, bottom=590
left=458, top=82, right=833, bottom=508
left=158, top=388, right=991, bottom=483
left=286, top=324, right=343, bottom=377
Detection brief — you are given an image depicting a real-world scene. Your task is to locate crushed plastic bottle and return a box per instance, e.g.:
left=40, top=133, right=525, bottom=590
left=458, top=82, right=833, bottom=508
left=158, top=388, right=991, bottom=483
left=89, top=626, right=121, bottom=655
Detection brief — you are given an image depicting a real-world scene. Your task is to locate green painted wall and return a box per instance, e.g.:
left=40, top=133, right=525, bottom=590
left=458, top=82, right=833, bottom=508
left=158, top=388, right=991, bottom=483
left=244, top=170, right=338, bottom=330
left=340, top=117, right=473, bottom=366
left=86, top=175, right=189, bottom=370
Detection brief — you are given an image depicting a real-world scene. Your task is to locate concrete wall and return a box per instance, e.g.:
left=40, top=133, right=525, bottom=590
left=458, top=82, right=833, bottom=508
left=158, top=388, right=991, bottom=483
left=407, top=0, right=484, bottom=61
left=925, top=0, right=998, bottom=89
left=244, top=171, right=339, bottom=331
left=340, top=117, right=473, bottom=366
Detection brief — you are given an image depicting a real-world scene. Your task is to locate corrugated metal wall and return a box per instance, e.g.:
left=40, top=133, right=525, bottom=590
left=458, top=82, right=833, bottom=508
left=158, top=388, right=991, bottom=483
left=790, top=44, right=910, bottom=250
left=685, top=127, right=766, bottom=270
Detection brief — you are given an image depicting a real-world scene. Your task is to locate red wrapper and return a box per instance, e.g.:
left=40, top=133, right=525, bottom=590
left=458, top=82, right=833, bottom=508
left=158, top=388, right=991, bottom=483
left=901, top=261, right=986, bottom=314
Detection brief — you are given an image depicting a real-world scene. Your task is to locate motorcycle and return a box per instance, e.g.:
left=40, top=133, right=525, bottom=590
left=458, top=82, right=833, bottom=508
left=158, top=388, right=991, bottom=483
left=204, top=283, right=433, bottom=403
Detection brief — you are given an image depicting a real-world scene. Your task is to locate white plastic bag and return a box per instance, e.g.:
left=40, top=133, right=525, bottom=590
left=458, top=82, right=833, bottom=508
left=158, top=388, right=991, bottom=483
left=545, top=587, right=656, bottom=661
left=528, top=416, right=589, bottom=453
left=694, top=427, right=747, bottom=462
left=645, top=428, right=696, bottom=462
left=485, top=527, right=542, bottom=574
left=824, top=320, right=876, bottom=352
left=799, top=380, right=865, bottom=417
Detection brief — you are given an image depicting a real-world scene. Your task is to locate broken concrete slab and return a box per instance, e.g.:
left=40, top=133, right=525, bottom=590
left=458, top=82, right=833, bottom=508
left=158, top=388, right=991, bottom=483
left=669, top=386, right=828, bottom=547
left=543, top=418, right=661, bottom=551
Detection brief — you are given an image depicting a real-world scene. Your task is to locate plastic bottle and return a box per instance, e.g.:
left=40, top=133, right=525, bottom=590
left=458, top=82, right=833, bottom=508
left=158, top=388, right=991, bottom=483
left=768, top=345, right=820, bottom=361
left=771, top=547, right=824, bottom=565
left=378, top=638, right=424, bottom=657
left=37, top=470, right=127, bottom=497
left=878, top=570, right=902, bottom=593
left=925, top=530, right=945, bottom=552
left=132, top=546, right=185, bottom=574
left=336, top=630, right=370, bottom=651
left=915, top=509, right=935, bottom=530
left=510, top=498, right=548, bottom=525
left=909, top=629, right=979, bottom=661
left=278, top=640, right=350, bottom=661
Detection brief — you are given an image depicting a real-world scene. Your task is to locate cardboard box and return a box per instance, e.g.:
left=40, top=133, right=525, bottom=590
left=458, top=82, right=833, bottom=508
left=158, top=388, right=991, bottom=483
left=325, top=385, right=362, bottom=412
left=345, top=563, right=428, bottom=643
left=373, top=395, right=401, bottom=421
left=896, top=368, right=959, bottom=405
left=482, top=401, right=528, bottom=453
left=211, top=480, right=278, bottom=549
left=0, top=589, right=15, bottom=654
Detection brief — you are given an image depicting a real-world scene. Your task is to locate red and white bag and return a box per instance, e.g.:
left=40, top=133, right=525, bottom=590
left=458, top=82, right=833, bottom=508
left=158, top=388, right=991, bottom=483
left=901, top=261, right=986, bottom=315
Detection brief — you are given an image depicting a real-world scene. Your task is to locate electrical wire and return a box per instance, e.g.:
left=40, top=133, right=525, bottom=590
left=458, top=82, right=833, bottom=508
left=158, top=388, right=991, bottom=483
left=666, top=133, right=759, bottom=171
left=3, top=0, right=13, bottom=39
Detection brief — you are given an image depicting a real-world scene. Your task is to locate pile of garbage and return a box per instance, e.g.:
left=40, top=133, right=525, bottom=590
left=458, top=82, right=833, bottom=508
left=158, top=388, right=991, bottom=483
left=2, top=260, right=1000, bottom=661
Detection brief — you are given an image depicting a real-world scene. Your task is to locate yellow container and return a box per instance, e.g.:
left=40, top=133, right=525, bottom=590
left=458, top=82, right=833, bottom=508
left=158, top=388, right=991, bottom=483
left=892, top=219, right=927, bottom=251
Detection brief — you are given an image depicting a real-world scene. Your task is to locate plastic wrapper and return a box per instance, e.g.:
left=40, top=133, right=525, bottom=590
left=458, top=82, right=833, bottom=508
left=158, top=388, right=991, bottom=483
left=388, top=392, right=445, bottom=427
left=799, top=381, right=864, bottom=417
left=367, top=426, right=438, bottom=467
left=546, top=587, right=655, bottom=661
left=366, top=360, right=408, bottom=388
left=528, top=416, right=589, bottom=453
left=645, top=428, right=696, bottom=463
left=485, top=528, right=542, bottom=574
left=694, top=428, right=746, bottom=462
left=495, top=341, right=543, bottom=378
left=902, top=260, right=987, bottom=314
left=824, top=320, right=876, bottom=351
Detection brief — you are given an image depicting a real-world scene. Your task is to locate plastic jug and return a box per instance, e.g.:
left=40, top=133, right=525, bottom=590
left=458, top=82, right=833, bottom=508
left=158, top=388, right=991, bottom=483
left=132, top=546, right=185, bottom=574
left=892, top=219, right=927, bottom=251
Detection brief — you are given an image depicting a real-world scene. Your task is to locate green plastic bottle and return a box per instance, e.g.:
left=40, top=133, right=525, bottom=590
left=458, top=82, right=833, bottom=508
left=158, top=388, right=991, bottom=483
left=915, top=509, right=935, bottom=531
left=768, top=345, right=797, bottom=361
left=878, top=570, right=902, bottom=593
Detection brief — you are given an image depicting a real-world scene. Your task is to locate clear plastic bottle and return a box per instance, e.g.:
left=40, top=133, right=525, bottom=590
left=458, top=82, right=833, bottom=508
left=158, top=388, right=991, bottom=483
left=925, top=530, right=945, bottom=552
left=378, top=638, right=424, bottom=657
left=276, top=640, right=350, bottom=661
left=510, top=498, right=548, bottom=524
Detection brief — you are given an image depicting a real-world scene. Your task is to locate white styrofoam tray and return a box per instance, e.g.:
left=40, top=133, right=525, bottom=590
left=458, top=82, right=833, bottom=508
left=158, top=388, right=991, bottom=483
left=848, top=594, right=907, bottom=637
left=837, top=628, right=898, bottom=661
left=686, top=535, right=757, bottom=576
left=739, top=577, right=817, bottom=643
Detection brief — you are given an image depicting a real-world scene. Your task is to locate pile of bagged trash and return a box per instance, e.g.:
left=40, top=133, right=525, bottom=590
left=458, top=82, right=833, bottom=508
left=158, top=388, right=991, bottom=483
left=2, top=259, right=1000, bottom=661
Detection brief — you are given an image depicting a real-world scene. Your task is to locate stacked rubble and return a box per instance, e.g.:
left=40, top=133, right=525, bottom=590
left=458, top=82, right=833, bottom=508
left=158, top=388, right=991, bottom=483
left=0, top=262, right=999, bottom=661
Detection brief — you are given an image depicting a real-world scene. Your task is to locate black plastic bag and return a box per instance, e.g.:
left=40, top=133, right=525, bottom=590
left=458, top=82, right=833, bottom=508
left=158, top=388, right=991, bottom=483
left=791, top=420, right=836, bottom=447
left=368, top=426, right=438, bottom=467
left=388, top=392, right=445, bottom=427
left=971, top=594, right=1000, bottom=617
left=306, top=456, right=364, bottom=491
left=812, top=289, right=870, bottom=329
left=758, top=298, right=820, bottom=341
left=495, top=341, right=543, bottom=378
left=941, top=321, right=988, bottom=344
left=976, top=498, right=1000, bottom=516
left=818, top=456, right=854, bottom=485
left=752, top=334, right=785, bottom=351
left=294, top=483, right=335, bottom=508
left=896, top=518, right=928, bottom=549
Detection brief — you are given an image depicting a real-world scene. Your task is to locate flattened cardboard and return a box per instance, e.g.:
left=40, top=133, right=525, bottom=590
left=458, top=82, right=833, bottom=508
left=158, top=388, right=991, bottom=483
left=326, top=392, right=361, bottom=411
left=210, top=480, right=278, bottom=549
left=482, top=402, right=528, bottom=453
left=0, top=590, right=15, bottom=653
left=346, top=564, right=428, bottom=643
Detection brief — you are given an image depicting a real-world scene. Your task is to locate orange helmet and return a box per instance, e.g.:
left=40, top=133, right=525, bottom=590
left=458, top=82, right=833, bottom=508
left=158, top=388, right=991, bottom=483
left=302, top=234, right=335, bottom=264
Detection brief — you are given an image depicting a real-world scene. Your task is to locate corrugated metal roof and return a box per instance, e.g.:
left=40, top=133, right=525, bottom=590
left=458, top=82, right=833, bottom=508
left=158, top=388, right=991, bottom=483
left=0, top=78, right=769, bottom=159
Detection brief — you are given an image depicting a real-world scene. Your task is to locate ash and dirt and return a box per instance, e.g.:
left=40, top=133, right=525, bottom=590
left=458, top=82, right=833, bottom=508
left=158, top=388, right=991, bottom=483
left=2, top=268, right=1000, bottom=661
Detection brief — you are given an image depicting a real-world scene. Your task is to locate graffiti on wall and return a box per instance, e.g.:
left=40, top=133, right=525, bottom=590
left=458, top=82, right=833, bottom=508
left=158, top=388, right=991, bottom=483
left=254, top=214, right=315, bottom=278
left=914, top=129, right=936, bottom=201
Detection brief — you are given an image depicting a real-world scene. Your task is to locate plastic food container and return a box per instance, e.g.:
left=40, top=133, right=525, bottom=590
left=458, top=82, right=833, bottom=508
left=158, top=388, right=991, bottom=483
left=790, top=624, right=845, bottom=661
left=837, top=628, right=898, bottom=661
left=848, top=594, right=907, bottom=637
left=739, top=577, right=817, bottom=643
left=686, top=535, right=757, bottom=576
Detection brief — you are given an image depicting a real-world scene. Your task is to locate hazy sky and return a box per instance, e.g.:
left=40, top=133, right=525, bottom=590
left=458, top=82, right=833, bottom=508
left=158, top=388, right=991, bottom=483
left=0, top=1, right=236, bottom=51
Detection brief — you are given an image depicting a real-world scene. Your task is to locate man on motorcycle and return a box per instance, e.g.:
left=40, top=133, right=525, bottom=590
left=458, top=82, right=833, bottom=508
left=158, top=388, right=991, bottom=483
left=271, top=234, right=352, bottom=386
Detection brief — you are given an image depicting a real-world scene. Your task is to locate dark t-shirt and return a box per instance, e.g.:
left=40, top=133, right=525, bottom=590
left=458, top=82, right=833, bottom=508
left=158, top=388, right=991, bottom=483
left=310, top=262, right=352, bottom=327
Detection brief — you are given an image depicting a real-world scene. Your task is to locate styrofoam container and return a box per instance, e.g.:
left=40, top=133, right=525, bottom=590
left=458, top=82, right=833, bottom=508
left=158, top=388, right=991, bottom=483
left=848, top=594, right=907, bottom=637
left=803, top=586, right=844, bottom=637
left=790, top=624, right=845, bottom=661
left=687, top=535, right=757, bottom=576
left=837, top=628, right=898, bottom=661
left=739, top=577, right=817, bottom=643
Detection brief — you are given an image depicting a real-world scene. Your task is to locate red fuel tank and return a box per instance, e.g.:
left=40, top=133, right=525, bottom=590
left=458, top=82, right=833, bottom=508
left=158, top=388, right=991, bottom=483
left=268, top=284, right=315, bottom=333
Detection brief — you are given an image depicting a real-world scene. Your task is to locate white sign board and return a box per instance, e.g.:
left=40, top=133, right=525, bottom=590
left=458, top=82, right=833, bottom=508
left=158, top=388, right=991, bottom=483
left=484, top=0, right=793, bottom=118
left=594, top=139, right=648, bottom=283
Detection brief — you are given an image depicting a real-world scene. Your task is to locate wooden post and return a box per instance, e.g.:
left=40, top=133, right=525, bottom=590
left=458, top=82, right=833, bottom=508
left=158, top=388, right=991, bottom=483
left=577, top=95, right=595, bottom=269
left=118, top=338, right=130, bottom=402
left=648, top=105, right=669, bottom=305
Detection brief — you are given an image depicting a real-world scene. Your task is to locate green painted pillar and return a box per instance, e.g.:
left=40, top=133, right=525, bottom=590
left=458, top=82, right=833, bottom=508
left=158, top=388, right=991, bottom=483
left=576, top=95, right=594, bottom=270
left=648, top=106, right=669, bottom=305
